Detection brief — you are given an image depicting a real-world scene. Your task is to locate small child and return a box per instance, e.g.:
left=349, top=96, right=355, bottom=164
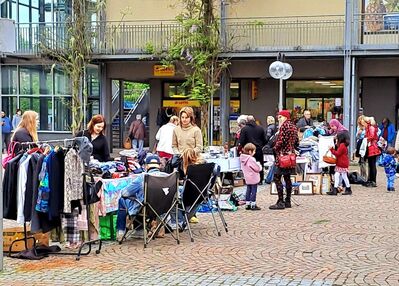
left=328, top=132, right=352, bottom=195
left=381, top=147, right=397, bottom=192
left=239, top=143, right=262, bottom=210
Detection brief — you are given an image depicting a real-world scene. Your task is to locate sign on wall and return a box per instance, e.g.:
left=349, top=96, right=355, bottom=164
left=153, top=65, right=175, bottom=77
left=364, top=0, right=399, bottom=32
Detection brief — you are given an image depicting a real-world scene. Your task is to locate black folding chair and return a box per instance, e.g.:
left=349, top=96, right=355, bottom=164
left=121, top=171, right=180, bottom=248
left=181, top=163, right=228, bottom=242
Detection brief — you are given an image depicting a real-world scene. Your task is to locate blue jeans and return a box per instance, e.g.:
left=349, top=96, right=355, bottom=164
left=116, top=198, right=142, bottom=231
left=132, top=139, right=144, bottom=152
left=245, top=184, right=258, bottom=203
left=386, top=174, right=395, bottom=190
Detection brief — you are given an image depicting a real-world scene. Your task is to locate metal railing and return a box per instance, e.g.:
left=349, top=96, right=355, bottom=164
left=12, top=14, right=399, bottom=55
left=124, top=88, right=149, bottom=125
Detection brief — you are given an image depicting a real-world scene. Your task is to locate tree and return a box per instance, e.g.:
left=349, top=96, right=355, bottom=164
left=162, top=0, right=230, bottom=145
left=39, top=0, right=104, bottom=134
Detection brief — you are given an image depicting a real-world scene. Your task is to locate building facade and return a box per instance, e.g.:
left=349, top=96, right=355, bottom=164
left=1, top=0, right=399, bottom=150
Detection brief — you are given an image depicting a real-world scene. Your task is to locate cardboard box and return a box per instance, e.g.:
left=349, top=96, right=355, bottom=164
left=234, top=179, right=245, bottom=187
left=3, top=227, right=49, bottom=252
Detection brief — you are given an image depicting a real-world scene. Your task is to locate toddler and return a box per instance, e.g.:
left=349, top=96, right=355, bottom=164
left=381, top=147, right=397, bottom=192
left=240, top=143, right=262, bottom=210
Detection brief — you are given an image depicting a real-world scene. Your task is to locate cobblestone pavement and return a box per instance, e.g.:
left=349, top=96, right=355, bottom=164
left=1, top=168, right=399, bottom=286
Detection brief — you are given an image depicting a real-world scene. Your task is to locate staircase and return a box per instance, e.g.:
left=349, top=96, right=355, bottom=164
left=111, top=88, right=150, bottom=149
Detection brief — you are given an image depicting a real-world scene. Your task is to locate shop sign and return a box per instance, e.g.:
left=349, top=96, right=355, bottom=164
left=213, top=100, right=240, bottom=109
left=163, top=100, right=201, bottom=107
left=153, top=65, right=175, bottom=77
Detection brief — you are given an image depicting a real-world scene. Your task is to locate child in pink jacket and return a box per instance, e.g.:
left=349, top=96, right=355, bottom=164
left=240, top=143, right=262, bottom=210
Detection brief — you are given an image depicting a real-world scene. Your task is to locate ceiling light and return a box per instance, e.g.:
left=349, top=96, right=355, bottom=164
left=315, top=81, right=331, bottom=84
left=330, top=86, right=343, bottom=88
left=322, top=83, right=336, bottom=86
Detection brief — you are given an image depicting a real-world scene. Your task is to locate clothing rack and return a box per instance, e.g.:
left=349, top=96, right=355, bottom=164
left=7, top=137, right=102, bottom=260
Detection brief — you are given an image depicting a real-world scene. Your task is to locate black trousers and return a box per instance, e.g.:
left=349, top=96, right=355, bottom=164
left=368, top=155, right=378, bottom=183
left=274, top=173, right=292, bottom=201
left=2, top=133, right=11, bottom=151
left=254, top=148, right=264, bottom=183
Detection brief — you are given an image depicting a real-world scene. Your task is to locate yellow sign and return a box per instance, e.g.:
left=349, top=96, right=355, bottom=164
left=163, top=100, right=201, bottom=107
left=251, top=80, right=258, bottom=100
left=153, top=65, right=175, bottom=77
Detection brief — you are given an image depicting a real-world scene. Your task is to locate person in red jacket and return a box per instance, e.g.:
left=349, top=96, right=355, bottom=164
left=327, top=132, right=352, bottom=195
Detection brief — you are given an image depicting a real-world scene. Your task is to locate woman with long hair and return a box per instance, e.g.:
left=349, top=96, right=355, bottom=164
left=359, top=115, right=381, bottom=187
left=172, top=107, right=203, bottom=155
left=76, top=114, right=111, bottom=162
left=12, top=110, right=38, bottom=142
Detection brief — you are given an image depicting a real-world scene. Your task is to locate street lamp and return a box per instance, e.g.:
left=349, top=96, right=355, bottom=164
left=269, top=54, right=293, bottom=111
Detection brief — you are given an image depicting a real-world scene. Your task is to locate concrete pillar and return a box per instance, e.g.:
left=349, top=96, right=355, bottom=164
left=220, top=70, right=230, bottom=144
left=148, top=79, right=162, bottom=150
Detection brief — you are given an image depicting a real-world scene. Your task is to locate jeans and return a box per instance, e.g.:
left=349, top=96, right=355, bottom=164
left=245, top=184, right=258, bottom=202
left=386, top=173, right=395, bottom=189
left=1, top=133, right=11, bottom=152
left=116, top=198, right=142, bottom=231
left=132, top=139, right=144, bottom=153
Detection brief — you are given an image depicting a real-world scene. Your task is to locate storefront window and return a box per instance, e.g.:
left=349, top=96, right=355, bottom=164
left=1, top=65, right=18, bottom=95
left=54, top=97, right=72, bottom=131
left=19, top=96, right=53, bottom=130
left=164, top=82, right=189, bottom=99
left=87, top=66, right=99, bottom=97
left=54, top=68, right=71, bottom=95
left=286, top=80, right=343, bottom=122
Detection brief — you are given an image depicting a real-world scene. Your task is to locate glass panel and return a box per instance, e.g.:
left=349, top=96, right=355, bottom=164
left=87, top=67, right=99, bottom=97
left=1, top=66, right=18, bottom=95
left=19, top=0, right=30, bottom=5
left=164, top=82, right=188, bottom=98
left=19, top=4, right=30, bottom=22
left=54, top=97, right=72, bottom=131
left=86, top=99, right=100, bottom=122
left=307, top=98, right=323, bottom=120
left=286, top=98, right=306, bottom=121
left=19, top=97, right=52, bottom=130
left=287, top=80, right=344, bottom=95
left=1, top=96, right=18, bottom=124
left=20, top=66, right=52, bottom=95
left=54, top=68, right=71, bottom=95
left=1, top=1, right=8, bottom=18
left=11, top=1, right=17, bottom=21
left=31, top=7, right=39, bottom=22
left=44, top=0, right=52, bottom=22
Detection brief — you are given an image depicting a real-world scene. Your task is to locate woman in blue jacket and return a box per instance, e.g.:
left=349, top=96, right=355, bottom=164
left=1, top=110, right=12, bottom=152
left=379, top=118, right=396, bottom=147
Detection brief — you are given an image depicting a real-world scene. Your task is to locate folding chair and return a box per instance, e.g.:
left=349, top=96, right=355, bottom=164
left=121, top=171, right=180, bottom=248
left=181, top=163, right=228, bottom=242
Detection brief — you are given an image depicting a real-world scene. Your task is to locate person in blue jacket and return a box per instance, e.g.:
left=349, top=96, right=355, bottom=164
left=1, top=111, right=12, bottom=152
left=379, top=118, right=396, bottom=147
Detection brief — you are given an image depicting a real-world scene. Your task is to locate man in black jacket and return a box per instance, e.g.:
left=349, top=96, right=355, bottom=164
left=296, top=109, right=313, bottom=132
left=239, top=115, right=267, bottom=183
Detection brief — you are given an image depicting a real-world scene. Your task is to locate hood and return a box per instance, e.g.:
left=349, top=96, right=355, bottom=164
left=240, top=154, right=252, bottom=166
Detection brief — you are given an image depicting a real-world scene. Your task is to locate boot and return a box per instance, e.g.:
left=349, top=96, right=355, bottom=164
left=269, top=199, right=285, bottom=210
left=327, top=187, right=338, bottom=195
left=342, top=187, right=352, bottom=195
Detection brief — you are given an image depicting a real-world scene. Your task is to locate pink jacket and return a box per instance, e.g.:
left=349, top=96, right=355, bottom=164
left=240, top=154, right=262, bottom=185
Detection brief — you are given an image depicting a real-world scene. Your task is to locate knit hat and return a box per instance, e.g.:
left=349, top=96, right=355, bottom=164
left=278, top=110, right=291, bottom=119
left=145, top=154, right=161, bottom=168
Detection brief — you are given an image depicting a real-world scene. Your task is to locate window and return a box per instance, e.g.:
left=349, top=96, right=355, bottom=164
left=163, top=82, right=189, bottom=99
left=20, top=65, right=52, bottom=95
left=54, top=97, right=72, bottom=131
left=1, top=65, right=18, bottom=95
left=87, top=67, right=99, bottom=97
left=54, top=68, right=71, bottom=95
left=19, top=96, right=53, bottom=130
left=1, top=96, right=18, bottom=121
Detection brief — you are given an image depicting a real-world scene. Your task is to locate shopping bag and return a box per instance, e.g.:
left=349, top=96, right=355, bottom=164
left=123, top=137, right=132, bottom=149
left=2, top=141, right=18, bottom=168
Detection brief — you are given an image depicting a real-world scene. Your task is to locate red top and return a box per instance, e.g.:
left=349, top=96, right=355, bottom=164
left=330, top=143, right=349, bottom=168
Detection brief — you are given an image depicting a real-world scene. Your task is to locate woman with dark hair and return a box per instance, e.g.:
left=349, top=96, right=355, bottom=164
left=379, top=117, right=395, bottom=147
left=76, top=114, right=111, bottom=162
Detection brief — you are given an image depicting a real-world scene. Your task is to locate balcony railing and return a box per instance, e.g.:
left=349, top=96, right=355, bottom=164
left=12, top=14, right=399, bottom=56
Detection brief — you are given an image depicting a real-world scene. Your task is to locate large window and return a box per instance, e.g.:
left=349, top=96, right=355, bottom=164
left=1, top=64, right=100, bottom=132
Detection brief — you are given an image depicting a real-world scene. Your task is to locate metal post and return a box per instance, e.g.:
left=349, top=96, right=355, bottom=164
left=279, top=78, right=283, bottom=111
left=350, top=57, right=358, bottom=156
left=343, top=0, right=353, bottom=130
left=220, top=70, right=230, bottom=144
left=0, top=63, right=4, bottom=271
left=119, top=80, right=124, bottom=148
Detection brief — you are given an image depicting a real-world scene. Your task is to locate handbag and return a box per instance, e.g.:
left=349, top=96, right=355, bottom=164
left=1, top=141, right=18, bottom=168
left=279, top=153, right=296, bottom=168
left=323, top=150, right=336, bottom=164
left=84, top=174, right=102, bottom=205
left=123, top=136, right=132, bottom=149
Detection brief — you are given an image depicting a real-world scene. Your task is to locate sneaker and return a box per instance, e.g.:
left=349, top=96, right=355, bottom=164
left=251, top=205, right=261, bottom=211
left=116, top=230, right=125, bottom=242
left=245, top=205, right=251, bottom=210
left=189, top=216, right=199, bottom=224
left=269, top=200, right=285, bottom=210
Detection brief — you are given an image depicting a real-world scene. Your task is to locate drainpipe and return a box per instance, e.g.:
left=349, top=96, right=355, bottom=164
left=220, top=0, right=230, bottom=145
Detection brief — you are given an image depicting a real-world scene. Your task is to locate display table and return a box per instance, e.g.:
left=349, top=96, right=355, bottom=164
left=205, top=157, right=241, bottom=173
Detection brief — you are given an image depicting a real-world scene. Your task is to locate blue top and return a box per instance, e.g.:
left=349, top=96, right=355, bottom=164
left=379, top=123, right=396, bottom=145
left=1, top=116, right=12, bottom=134
left=381, top=153, right=397, bottom=175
